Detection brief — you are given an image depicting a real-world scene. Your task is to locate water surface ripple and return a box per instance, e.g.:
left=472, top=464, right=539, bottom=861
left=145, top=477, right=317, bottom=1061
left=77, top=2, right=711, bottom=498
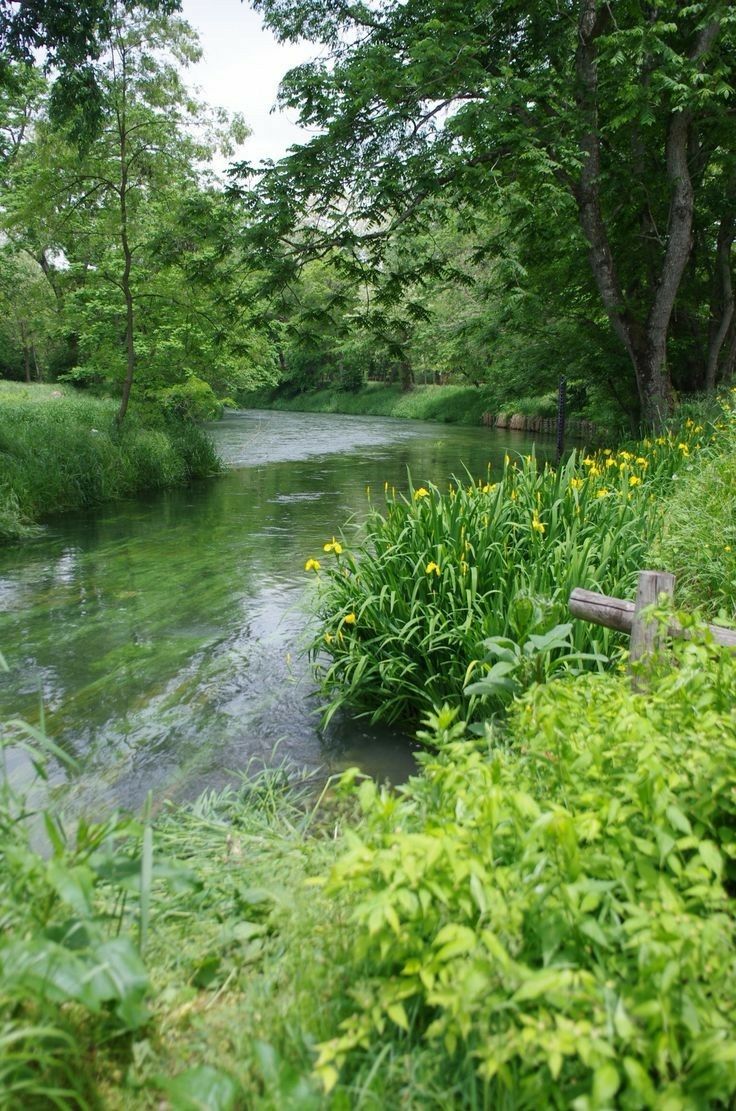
left=0, top=409, right=553, bottom=812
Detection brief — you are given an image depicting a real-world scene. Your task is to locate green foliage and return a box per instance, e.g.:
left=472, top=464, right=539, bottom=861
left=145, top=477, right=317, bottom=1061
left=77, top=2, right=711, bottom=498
left=308, top=427, right=707, bottom=727
left=314, top=635, right=736, bottom=1106
left=153, top=375, right=223, bottom=422
left=99, top=768, right=344, bottom=1108
left=0, top=383, right=221, bottom=541
left=652, top=396, right=736, bottom=620
left=465, top=621, right=605, bottom=711
left=244, top=381, right=495, bottom=425
left=244, top=0, right=736, bottom=423
left=0, top=10, right=276, bottom=419
left=0, top=717, right=153, bottom=1103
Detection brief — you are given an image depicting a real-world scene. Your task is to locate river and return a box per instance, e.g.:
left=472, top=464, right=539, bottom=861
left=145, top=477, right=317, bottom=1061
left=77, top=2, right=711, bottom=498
left=0, top=409, right=554, bottom=813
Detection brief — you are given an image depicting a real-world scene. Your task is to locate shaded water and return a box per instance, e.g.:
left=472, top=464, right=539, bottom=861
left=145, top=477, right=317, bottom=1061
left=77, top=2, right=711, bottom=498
left=0, top=409, right=554, bottom=812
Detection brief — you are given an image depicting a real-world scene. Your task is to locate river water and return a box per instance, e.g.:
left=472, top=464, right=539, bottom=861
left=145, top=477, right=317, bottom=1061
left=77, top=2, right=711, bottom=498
left=0, top=409, right=553, bottom=813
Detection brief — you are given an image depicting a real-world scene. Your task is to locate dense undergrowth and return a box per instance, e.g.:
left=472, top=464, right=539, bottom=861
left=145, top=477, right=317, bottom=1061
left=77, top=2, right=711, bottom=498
left=0, top=383, right=221, bottom=542
left=2, top=394, right=736, bottom=1108
left=4, top=632, right=736, bottom=1108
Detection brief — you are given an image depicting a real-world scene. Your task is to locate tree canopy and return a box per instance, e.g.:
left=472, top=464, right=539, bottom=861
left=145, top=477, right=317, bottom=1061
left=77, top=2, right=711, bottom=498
left=0, top=0, right=180, bottom=109
left=238, top=0, right=736, bottom=425
left=0, top=3, right=277, bottom=418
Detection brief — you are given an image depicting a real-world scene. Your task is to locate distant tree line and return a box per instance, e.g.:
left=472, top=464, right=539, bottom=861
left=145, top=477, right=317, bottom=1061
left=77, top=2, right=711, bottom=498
left=2, top=1, right=733, bottom=430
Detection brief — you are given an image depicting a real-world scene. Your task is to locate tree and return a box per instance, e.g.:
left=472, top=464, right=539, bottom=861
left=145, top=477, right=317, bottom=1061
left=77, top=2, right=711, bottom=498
left=0, top=249, right=56, bottom=380
left=0, top=0, right=180, bottom=132
left=5, top=4, right=249, bottom=420
left=241, top=0, right=736, bottom=426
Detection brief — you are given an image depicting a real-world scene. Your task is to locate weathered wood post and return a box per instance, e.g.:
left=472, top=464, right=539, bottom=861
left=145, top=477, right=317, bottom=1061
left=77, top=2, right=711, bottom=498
left=628, top=571, right=676, bottom=689
left=568, top=576, right=736, bottom=672
left=555, top=376, right=567, bottom=465
left=629, top=571, right=676, bottom=666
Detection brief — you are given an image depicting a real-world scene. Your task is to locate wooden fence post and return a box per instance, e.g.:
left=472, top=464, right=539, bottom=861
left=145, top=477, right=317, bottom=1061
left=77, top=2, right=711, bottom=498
left=629, top=570, right=676, bottom=686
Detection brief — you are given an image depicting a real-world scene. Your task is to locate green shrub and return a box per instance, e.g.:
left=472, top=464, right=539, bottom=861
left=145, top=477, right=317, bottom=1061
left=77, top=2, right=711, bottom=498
left=152, top=375, right=223, bottom=422
left=0, top=709, right=152, bottom=1105
left=314, top=634, right=736, bottom=1106
left=306, top=428, right=707, bottom=727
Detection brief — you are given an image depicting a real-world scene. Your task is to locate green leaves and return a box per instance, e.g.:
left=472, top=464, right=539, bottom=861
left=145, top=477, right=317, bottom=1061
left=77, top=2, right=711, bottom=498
left=465, top=621, right=606, bottom=705
left=311, top=438, right=693, bottom=726
left=0, top=936, right=149, bottom=1030
left=154, top=1065, right=241, bottom=1110
left=317, top=639, right=736, bottom=1104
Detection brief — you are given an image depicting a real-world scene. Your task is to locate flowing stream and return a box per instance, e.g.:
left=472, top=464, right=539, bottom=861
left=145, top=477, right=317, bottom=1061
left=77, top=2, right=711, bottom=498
left=0, top=409, right=555, bottom=813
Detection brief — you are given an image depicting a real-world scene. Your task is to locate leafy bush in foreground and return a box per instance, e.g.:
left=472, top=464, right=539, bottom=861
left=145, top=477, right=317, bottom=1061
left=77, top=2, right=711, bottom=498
left=315, top=634, right=736, bottom=1107
left=307, top=426, right=707, bottom=727
left=0, top=711, right=152, bottom=1105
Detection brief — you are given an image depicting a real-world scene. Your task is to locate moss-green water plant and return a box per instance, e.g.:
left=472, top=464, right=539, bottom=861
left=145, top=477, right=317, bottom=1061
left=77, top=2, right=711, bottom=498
left=313, top=631, right=736, bottom=1107
left=307, top=425, right=708, bottom=727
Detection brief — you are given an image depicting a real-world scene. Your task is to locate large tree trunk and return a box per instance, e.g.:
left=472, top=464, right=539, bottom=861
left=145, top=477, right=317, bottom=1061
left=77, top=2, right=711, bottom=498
left=721, top=322, right=736, bottom=385
left=574, top=2, right=720, bottom=427
left=705, top=212, right=734, bottom=392
left=116, top=53, right=135, bottom=427
left=19, top=319, right=31, bottom=383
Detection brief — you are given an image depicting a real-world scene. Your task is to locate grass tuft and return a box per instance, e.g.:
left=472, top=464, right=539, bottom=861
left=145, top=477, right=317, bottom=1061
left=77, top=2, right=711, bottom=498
left=0, top=382, right=221, bottom=541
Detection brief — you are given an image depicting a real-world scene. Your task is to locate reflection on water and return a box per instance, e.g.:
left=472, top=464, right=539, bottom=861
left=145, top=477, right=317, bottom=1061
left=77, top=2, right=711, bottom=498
left=0, top=408, right=555, bottom=812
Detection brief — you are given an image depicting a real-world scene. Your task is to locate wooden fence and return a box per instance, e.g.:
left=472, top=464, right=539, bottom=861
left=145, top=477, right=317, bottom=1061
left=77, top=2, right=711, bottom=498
left=569, top=570, right=736, bottom=685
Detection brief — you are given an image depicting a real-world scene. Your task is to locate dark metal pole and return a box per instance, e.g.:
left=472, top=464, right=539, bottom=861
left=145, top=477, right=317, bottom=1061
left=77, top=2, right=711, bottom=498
left=556, top=376, right=567, bottom=464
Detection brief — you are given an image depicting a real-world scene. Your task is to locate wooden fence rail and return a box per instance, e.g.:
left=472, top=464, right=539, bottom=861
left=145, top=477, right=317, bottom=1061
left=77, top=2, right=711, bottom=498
left=569, top=570, right=736, bottom=684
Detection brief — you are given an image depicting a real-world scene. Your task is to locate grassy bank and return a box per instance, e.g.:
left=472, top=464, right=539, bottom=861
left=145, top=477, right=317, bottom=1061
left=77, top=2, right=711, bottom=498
left=241, top=382, right=500, bottom=425
left=0, top=383, right=221, bottom=542
left=240, top=381, right=621, bottom=433
left=3, top=395, right=736, bottom=1107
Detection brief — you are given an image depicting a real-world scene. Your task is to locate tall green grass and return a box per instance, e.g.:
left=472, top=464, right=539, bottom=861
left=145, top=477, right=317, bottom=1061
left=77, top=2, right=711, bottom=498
left=0, top=704, right=152, bottom=1106
left=0, top=383, right=221, bottom=541
left=652, top=396, right=736, bottom=620
left=306, top=425, right=710, bottom=727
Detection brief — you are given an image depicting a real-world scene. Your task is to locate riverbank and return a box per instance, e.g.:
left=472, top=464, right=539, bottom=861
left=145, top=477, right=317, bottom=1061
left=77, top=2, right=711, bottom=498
left=3, top=394, right=736, bottom=1107
left=0, top=382, right=221, bottom=542
left=241, top=382, right=615, bottom=441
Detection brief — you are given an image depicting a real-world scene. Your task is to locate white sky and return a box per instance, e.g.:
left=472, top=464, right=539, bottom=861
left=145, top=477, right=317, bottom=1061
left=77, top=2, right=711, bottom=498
left=179, top=0, right=316, bottom=166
